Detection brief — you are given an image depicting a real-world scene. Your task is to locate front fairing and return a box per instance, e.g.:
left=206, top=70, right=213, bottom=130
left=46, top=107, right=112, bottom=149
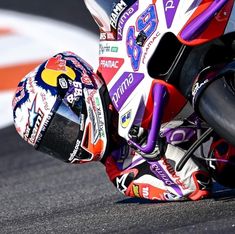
left=86, top=0, right=234, bottom=44
left=86, top=0, right=234, bottom=142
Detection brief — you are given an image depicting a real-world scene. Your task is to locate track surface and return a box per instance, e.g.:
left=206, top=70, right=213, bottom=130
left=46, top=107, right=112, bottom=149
left=0, top=1, right=235, bottom=233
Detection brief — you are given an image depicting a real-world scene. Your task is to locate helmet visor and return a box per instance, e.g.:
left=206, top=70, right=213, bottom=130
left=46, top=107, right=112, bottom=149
left=36, top=99, right=91, bottom=162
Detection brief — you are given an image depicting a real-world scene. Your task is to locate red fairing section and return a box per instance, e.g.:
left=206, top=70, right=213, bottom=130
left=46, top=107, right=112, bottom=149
left=105, top=156, right=124, bottom=181
left=142, top=80, right=186, bottom=129
left=178, top=0, right=234, bottom=46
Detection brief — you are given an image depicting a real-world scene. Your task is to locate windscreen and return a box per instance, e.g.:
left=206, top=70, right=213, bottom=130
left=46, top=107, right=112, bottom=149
left=84, top=0, right=136, bottom=33
left=84, top=0, right=113, bottom=32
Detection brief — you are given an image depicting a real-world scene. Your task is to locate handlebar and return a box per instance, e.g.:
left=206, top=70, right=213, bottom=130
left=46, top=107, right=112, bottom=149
left=128, top=83, right=167, bottom=155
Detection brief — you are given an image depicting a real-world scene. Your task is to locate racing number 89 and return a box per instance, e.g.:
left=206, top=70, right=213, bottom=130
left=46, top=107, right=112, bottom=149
left=127, top=5, right=158, bottom=71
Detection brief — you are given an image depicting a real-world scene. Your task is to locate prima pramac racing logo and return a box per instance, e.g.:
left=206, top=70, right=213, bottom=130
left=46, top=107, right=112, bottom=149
left=24, top=96, right=44, bottom=145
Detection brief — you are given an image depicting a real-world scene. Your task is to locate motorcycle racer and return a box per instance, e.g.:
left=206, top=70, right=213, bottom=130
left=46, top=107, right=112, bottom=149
left=12, top=0, right=235, bottom=201
left=12, top=52, right=212, bottom=201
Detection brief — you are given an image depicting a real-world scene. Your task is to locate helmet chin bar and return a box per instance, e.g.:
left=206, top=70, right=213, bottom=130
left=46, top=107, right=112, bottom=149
left=128, top=83, right=167, bottom=158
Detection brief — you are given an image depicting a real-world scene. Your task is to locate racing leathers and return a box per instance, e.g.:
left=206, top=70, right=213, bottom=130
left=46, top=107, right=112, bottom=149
left=104, top=119, right=212, bottom=201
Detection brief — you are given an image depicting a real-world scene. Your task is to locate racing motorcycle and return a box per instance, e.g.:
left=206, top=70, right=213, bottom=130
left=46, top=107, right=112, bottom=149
left=85, top=0, right=235, bottom=171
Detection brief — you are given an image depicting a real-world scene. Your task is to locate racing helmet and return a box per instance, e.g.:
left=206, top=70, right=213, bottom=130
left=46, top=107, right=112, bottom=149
left=208, top=138, right=235, bottom=188
left=13, top=52, right=109, bottom=163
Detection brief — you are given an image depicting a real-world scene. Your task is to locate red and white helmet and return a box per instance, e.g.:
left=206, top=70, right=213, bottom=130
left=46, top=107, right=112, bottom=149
left=13, top=52, right=109, bottom=163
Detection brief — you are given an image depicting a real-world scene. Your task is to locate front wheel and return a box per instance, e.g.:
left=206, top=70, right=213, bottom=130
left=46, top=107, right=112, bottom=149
left=177, top=34, right=235, bottom=146
left=197, top=75, right=235, bottom=146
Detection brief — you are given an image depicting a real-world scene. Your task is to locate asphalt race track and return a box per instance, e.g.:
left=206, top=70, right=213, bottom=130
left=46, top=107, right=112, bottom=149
left=0, top=1, right=235, bottom=233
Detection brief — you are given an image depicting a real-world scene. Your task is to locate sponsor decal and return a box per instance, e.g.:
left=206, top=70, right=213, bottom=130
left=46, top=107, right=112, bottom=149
left=41, top=62, right=76, bottom=87
left=40, top=92, right=50, bottom=111
left=62, top=52, right=94, bottom=72
left=98, top=57, right=124, bottom=84
left=163, top=0, right=180, bottom=28
left=142, top=32, right=160, bottom=64
left=12, top=69, right=38, bottom=109
left=133, top=184, right=140, bottom=197
left=127, top=4, right=158, bottom=71
left=45, top=55, right=66, bottom=71
left=111, top=47, right=119, bottom=53
left=81, top=73, right=93, bottom=86
left=88, top=106, right=99, bottom=143
left=86, top=90, right=99, bottom=142
left=109, top=72, right=144, bottom=111
left=100, top=32, right=116, bottom=41
left=86, top=90, right=105, bottom=140
left=79, top=113, right=85, bottom=132
left=164, top=192, right=178, bottom=201
left=162, top=158, right=189, bottom=190
left=95, top=98, right=105, bottom=138
left=65, top=81, right=83, bottom=104
left=192, top=79, right=209, bottom=97
left=12, top=84, right=26, bottom=109
left=58, top=77, right=68, bottom=89
left=100, top=58, right=120, bottom=68
left=27, top=76, right=37, bottom=94
left=192, top=78, right=209, bottom=106
left=24, top=97, right=44, bottom=145
left=142, top=187, right=149, bottom=199
left=99, top=43, right=119, bottom=54
left=36, top=111, right=53, bottom=144
left=150, top=162, right=183, bottom=196
left=121, top=110, right=131, bottom=128
left=117, top=1, right=139, bottom=40
left=110, top=0, right=128, bottom=29
left=163, top=128, right=196, bottom=145
left=69, top=139, right=81, bottom=161
left=64, top=55, right=93, bottom=73
left=151, top=163, right=176, bottom=186
left=116, top=173, right=129, bottom=194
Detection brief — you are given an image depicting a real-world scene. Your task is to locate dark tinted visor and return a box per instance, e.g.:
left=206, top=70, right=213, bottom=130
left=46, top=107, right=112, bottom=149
left=37, top=100, right=85, bottom=162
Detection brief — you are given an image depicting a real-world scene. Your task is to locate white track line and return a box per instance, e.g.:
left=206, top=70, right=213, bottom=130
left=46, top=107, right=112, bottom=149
left=0, top=9, right=98, bottom=129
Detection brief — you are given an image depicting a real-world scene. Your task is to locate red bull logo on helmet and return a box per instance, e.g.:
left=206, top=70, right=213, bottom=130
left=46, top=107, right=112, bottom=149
left=42, top=55, right=76, bottom=87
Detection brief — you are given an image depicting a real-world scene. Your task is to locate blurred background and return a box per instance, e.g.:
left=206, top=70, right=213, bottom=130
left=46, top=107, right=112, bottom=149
left=0, top=0, right=99, bottom=128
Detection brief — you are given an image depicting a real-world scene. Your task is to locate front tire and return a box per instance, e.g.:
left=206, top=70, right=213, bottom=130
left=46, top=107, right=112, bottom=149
left=178, top=34, right=235, bottom=146
left=198, top=75, right=235, bottom=146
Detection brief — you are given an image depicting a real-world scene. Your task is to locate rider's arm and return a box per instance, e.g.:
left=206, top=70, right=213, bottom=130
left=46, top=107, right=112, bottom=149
left=104, top=142, right=212, bottom=201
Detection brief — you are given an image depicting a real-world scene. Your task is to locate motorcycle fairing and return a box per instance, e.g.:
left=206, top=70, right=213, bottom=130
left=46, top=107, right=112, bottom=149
left=178, top=0, right=234, bottom=45
left=86, top=0, right=235, bottom=149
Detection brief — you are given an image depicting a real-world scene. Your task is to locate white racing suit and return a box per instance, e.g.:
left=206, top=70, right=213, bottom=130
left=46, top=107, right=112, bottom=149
left=104, top=120, right=212, bottom=201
